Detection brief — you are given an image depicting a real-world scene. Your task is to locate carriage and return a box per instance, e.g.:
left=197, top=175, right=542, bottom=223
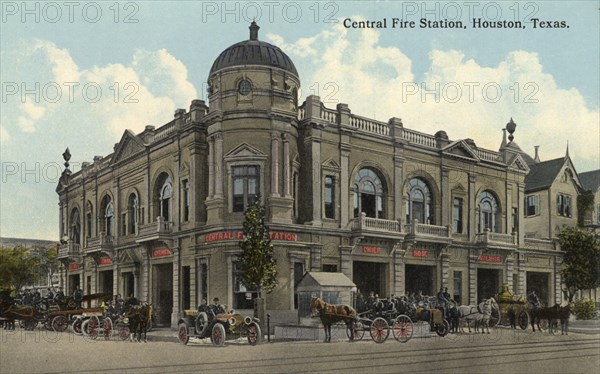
left=346, top=312, right=415, bottom=343
left=494, top=284, right=544, bottom=331
left=177, top=306, right=262, bottom=346
left=45, top=293, right=112, bottom=334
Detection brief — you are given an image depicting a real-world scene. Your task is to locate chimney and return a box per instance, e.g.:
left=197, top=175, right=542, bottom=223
left=500, top=128, right=507, bottom=149
left=534, top=146, right=540, bottom=162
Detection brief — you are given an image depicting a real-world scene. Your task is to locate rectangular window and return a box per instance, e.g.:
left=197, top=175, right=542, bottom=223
left=182, top=179, right=190, bottom=222
left=182, top=266, right=190, bottom=310
left=557, top=194, right=572, bottom=217
left=453, top=198, right=463, bottom=233
left=293, top=172, right=298, bottom=218
left=233, top=262, right=257, bottom=309
left=324, top=175, right=335, bottom=219
left=512, top=207, right=518, bottom=233
left=293, top=262, right=304, bottom=310
left=232, top=166, right=260, bottom=213
left=197, top=262, right=208, bottom=307
left=526, top=195, right=539, bottom=216
left=453, top=271, right=462, bottom=304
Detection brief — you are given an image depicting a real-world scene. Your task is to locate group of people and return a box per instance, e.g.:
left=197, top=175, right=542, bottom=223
left=198, top=297, right=226, bottom=316
left=356, top=287, right=456, bottom=318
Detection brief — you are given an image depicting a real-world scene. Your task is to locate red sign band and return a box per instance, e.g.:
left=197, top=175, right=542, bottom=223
left=479, top=255, right=502, bottom=263
left=412, top=250, right=428, bottom=258
left=153, top=248, right=172, bottom=257
left=362, top=246, right=380, bottom=254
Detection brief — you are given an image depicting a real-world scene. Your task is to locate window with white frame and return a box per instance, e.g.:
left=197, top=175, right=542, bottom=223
left=406, top=178, right=433, bottom=224
left=128, top=193, right=138, bottom=235
left=232, top=261, right=257, bottom=309
left=477, top=191, right=500, bottom=233
left=324, top=175, right=335, bottom=219
left=557, top=194, right=572, bottom=217
left=353, top=168, right=385, bottom=219
left=232, top=166, right=260, bottom=212
left=526, top=195, right=539, bottom=217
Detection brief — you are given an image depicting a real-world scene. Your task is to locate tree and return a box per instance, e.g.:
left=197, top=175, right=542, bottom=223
left=238, top=197, right=278, bottom=299
left=0, top=246, right=43, bottom=291
left=559, top=226, right=600, bottom=302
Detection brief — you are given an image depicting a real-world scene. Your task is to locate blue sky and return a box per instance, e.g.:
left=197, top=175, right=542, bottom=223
left=1, top=1, right=599, bottom=240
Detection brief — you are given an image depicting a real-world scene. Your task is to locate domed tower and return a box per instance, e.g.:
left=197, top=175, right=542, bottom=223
left=205, top=22, right=299, bottom=224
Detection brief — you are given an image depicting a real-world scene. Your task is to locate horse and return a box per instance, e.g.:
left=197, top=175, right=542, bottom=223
left=458, top=298, right=496, bottom=334
left=310, top=297, right=357, bottom=343
left=446, top=302, right=461, bottom=333
left=558, top=304, right=571, bottom=335
left=126, top=303, right=151, bottom=342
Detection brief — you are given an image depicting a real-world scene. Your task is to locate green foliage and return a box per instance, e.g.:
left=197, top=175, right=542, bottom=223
left=238, top=197, right=278, bottom=298
left=559, top=227, right=600, bottom=302
left=573, top=298, right=599, bottom=320
left=0, top=246, right=45, bottom=291
left=577, top=192, right=595, bottom=227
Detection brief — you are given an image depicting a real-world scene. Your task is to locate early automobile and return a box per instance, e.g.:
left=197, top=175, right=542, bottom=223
left=177, top=305, right=261, bottom=346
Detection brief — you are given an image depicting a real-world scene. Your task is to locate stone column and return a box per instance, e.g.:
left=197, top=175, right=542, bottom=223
left=207, top=136, right=214, bottom=198
left=468, top=252, right=478, bottom=304
left=517, top=182, right=525, bottom=245
left=310, top=126, right=322, bottom=225
left=113, top=263, right=119, bottom=296
left=468, top=173, right=476, bottom=241
left=310, top=244, right=322, bottom=271
left=441, top=167, right=449, bottom=227
left=517, top=254, right=526, bottom=296
left=392, top=246, right=406, bottom=296
left=506, top=256, right=514, bottom=293
left=141, top=249, right=150, bottom=302
left=339, top=246, right=352, bottom=279
left=340, top=132, right=351, bottom=228
left=554, top=258, right=562, bottom=304
left=214, top=133, right=224, bottom=198
left=283, top=134, right=291, bottom=197
left=271, top=132, right=280, bottom=197
left=171, top=247, right=180, bottom=328
left=441, top=252, right=450, bottom=289
left=506, top=182, right=513, bottom=234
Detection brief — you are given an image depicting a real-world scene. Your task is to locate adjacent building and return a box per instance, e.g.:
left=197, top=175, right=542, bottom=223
left=55, top=23, right=590, bottom=327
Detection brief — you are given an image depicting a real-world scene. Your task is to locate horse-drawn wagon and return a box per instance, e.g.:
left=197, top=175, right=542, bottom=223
left=177, top=305, right=261, bottom=346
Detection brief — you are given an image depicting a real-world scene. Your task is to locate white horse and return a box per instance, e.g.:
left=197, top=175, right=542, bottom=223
left=458, top=298, right=496, bottom=334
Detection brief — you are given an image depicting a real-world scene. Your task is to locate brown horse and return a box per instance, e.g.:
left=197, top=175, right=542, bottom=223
left=310, top=297, right=357, bottom=343
left=126, top=303, right=151, bottom=342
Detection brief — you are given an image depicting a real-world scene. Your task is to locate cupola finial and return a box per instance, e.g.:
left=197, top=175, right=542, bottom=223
left=249, top=21, right=259, bottom=41
left=506, top=118, right=516, bottom=142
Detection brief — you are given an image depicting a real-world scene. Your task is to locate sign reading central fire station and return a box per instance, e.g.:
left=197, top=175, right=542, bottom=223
left=203, top=231, right=297, bottom=244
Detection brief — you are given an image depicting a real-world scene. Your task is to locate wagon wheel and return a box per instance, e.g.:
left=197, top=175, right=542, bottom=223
left=346, top=320, right=365, bottom=341
left=369, top=317, right=390, bottom=343
left=103, top=318, right=113, bottom=340
left=44, top=318, right=53, bottom=331
left=246, top=322, right=261, bottom=346
left=435, top=319, right=450, bottom=337
left=538, top=318, right=548, bottom=331
left=178, top=323, right=189, bottom=345
left=52, top=315, right=68, bottom=332
left=392, top=315, right=413, bottom=343
left=118, top=325, right=130, bottom=341
left=518, top=311, right=529, bottom=330
left=195, top=312, right=209, bottom=337
left=83, top=317, right=99, bottom=340
left=211, top=323, right=226, bottom=347
left=489, top=308, right=501, bottom=328
left=71, top=317, right=83, bottom=335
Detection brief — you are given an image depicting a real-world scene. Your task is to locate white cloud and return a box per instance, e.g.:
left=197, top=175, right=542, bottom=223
left=17, top=102, right=46, bottom=133
left=269, top=25, right=599, bottom=170
left=0, top=125, right=9, bottom=144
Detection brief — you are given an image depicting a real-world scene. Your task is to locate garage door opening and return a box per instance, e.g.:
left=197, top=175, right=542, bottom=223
left=477, top=268, right=500, bottom=302
left=153, top=263, right=173, bottom=326
left=405, top=265, right=435, bottom=296
left=353, top=261, right=386, bottom=297
left=99, top=270, right=113, bottom=295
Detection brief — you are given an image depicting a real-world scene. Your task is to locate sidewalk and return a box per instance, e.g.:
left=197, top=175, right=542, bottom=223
left=567, top=319, right=600, bottom=334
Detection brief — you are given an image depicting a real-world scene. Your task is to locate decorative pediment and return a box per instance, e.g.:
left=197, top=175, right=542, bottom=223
left=111, top=130, right=146, bottom=164
left=322, top=158, right=340, bottom=171
left=507, top=153, right=530, bottom=173
left=224, top=143, right=267, bottom=161
left=441, top=140, right=480, bottom=162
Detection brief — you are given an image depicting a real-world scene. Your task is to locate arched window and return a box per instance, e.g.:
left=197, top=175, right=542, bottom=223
left=159, top=176, right=172, bottom=221
left=70, top=208, right=81, bottom=244
left=477, top=191, right=500, bottom=233
left=100, top=195, right=114, bottom=236
left=406, top=178, right=434, bottom=224
left=353, top=168, right=385, bottom=218
left=85, top=201, right=93, bottom=238
left=128, top=193, right=139, bottom=234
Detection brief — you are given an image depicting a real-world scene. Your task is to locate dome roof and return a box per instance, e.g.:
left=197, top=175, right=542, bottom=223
left=209, top=22, right=298, bottom=77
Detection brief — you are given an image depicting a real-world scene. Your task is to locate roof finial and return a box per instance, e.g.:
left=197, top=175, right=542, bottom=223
left=506, top=118, right=516, bottom=142
left=249, top=21, right=259, bottom=41
left=565, top=141, right=569, bottom=158
left=534, top=146, right=540, bottom=162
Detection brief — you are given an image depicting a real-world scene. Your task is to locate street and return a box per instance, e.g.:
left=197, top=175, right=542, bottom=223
left=1, top=327, right=598, bottom=374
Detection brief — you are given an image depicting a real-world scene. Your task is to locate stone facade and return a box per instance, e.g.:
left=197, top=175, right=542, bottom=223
left=56, top=23, right=568, bottom=327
